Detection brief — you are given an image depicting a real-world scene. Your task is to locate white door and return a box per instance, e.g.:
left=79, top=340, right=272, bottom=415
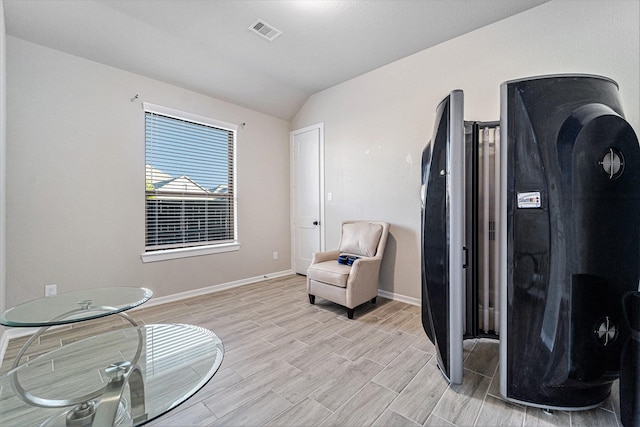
left=291, top=124, right=324, bottom=275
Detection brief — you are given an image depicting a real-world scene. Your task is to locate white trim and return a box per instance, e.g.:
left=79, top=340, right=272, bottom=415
left=0, top=323, right=68, bottom=371
left=142, top=102, right=238, bottom=132
left=142, top=102, right=239, bottom=261
left=377, top=289, right=420, bottom=307
left=290, top=123, right=325, bottom=274
left=0, top=330, right=10, bottom=367
left=141, top=242, right=240, bottom=263
left=231, top=117, right=239, bottom=247
left=318, top=123, right=325, bottom=251
left=134, top=269, right=294, bottom=310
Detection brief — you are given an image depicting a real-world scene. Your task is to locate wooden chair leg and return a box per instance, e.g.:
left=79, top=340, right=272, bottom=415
left=371, top=297, right=377, bottom=304
left=308, top=294, right=315, bottom=304
left=347, top=308, right=354, bottom=319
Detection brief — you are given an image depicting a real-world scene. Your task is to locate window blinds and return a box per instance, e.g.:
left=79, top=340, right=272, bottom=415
left=145, top=108, right=236, bottom=251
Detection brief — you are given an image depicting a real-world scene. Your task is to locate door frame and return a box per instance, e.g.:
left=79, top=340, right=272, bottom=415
left=290, top=122, right=325, bottom=274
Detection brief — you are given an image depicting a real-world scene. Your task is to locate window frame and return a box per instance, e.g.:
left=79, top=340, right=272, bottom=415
left=141, top=103, right=239, bottom=263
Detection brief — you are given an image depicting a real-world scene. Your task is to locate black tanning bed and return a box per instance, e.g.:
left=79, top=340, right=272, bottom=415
left=421, top=74, right=640, bottom=410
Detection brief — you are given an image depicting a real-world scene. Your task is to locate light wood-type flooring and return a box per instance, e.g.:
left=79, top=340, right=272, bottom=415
left=1, top=274, right=623, bottom=426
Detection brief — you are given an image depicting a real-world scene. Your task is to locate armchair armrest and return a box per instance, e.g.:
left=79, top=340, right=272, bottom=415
left=347, top=257, right=382, bottom=287
left=311, top=249, right=341, bottom=265
left=345, top=256, right=383, bottom=307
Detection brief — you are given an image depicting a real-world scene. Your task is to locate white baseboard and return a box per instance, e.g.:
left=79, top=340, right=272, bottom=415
left=134, top=269, right=295, bottom=310
left=1, top=326, right=41, bottom=344
left=0, top=328, right=9, bottom=368
left=378, top=289, right=420, bottom=307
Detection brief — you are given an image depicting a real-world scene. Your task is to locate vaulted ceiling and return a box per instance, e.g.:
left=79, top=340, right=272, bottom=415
left=3, top=0, right=549, bottom=120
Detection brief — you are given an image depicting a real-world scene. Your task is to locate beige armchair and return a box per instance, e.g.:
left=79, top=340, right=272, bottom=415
left=306, top=221, right=390, bottom=319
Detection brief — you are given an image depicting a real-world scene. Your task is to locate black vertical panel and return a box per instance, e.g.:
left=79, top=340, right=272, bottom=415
left=421, top=97, right=451, bottom=379
left=422, top=89, right=465, bottom=385
left=501, top=75, right=640, bottom=409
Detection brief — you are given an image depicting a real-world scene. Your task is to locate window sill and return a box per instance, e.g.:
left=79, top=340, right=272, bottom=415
left=141, top=242, right=240, bottom=263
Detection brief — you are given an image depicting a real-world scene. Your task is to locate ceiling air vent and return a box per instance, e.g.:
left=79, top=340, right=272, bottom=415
left=249, top=19, right=282, bottom=42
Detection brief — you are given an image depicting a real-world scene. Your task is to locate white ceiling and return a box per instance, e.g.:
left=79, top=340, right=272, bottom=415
left=3, top=0, right=549, bottom=120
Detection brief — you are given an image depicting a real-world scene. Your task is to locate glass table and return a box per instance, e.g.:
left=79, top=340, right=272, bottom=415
left=0, top=324, right=224, bottom=426
left=0, top=287, right=154, bottom=372
left=0, top=287, right=153, bottom=328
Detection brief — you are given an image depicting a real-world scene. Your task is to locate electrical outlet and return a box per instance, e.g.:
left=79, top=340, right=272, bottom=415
left=273, top=251, right=278, bottom=260
left=45, top=284, right=57, bottom=297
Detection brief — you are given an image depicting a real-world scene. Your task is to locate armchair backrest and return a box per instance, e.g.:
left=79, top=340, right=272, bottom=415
left=338, top=221, right=390, bottom=258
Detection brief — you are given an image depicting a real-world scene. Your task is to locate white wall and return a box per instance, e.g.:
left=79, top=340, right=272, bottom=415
left=291, top=0, right=640, bottom=301
left=5, top=0, right=639, bottom=308
left=6, top=37, right=291, bottom=307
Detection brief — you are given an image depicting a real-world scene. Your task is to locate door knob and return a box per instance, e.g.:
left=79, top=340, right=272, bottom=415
left=313, top=221, right=319, bottom=226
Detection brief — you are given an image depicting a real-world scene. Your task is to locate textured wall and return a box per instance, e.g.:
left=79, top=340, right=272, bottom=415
left=6, top=37, right=291, bottom=306
left=291, top=0, right=640, bottom=301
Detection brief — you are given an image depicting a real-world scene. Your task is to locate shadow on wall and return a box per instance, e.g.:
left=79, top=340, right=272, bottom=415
left=380, top=231, right=396, bottom=293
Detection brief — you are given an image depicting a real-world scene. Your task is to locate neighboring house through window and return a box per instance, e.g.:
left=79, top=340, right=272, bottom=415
left=142, top=103, right=239, bottom=262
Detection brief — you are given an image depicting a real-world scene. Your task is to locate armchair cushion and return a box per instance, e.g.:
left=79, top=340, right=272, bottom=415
left=338, top=222, right=383, bottom=257
left=307, top=260, right=351, bottom=288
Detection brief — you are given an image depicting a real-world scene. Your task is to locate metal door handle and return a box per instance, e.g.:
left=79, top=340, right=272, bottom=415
left=313, top=221, right=319, bottom=226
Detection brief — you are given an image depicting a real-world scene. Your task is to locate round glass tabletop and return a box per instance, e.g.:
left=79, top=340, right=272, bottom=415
left=0, top=323, right=224, bottom=426
left=0, top=287, right=153, bottom=327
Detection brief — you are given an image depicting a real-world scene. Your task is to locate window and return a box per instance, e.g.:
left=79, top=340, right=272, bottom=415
left=143, top=103, right=238, bottom=262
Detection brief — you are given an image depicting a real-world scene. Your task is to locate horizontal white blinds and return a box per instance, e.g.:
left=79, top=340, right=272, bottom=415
left=145, top=110, right=235, bottom=251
